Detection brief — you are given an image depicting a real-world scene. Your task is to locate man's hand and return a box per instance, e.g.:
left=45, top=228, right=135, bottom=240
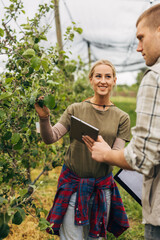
left=82, top=135, right=111, bottom=162
left=83, top=135, right=132, bottom=170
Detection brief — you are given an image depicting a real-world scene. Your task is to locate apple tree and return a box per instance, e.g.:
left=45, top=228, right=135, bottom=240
left=0, top=0, right=83, bottom=238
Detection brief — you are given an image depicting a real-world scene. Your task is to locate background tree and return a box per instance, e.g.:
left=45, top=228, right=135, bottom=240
left=0, top=0, right=83, bottom=238
left=136, top=67, right=147, bottom=86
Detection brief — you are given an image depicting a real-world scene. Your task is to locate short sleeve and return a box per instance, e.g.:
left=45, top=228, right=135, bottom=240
left=117, top=113, right=131, bottom=142
left=58, top=104, right=74, bottom=130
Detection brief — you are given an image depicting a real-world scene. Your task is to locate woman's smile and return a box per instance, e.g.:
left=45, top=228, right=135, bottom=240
left=98, top=85, right=107, bottom=90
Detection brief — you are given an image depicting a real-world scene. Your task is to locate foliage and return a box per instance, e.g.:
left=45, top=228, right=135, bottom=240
left=113, top=85, right=138, bottom=98
left=73, top=66, right=93, bottom=101
left=136, top=68, right=147, bottom=86
left=0, top=0, right=83, bottom=238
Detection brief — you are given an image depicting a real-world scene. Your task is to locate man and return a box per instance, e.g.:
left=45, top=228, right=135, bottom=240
left=83, top=3, right=160, bottom=240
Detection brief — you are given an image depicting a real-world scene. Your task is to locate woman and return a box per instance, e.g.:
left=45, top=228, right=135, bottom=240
left=35, top=59, right=130, bottom=239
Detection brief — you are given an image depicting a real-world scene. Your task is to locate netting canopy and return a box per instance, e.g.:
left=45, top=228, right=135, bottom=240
left=1, top=0, right=160, bottom=77
left=48, top=0, right=160, bottom=72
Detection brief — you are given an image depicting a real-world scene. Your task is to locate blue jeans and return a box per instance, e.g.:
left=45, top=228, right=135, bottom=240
left=59, top=189, right=111, bottom=240
left=145, top=224, right=160, bottom=240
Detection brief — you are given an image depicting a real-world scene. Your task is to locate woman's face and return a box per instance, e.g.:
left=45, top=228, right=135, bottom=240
left=90, top=64, right=117, bottom=97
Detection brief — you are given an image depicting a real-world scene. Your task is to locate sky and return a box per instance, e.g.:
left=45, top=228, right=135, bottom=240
left=1, top=0, right=160, bottom=85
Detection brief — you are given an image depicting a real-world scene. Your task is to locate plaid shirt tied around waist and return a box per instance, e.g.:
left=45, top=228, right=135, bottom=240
left=46, top=164, right=129, bottom=238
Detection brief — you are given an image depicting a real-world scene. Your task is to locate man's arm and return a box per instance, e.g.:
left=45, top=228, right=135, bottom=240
left=82, top=135, right=133, bottom=170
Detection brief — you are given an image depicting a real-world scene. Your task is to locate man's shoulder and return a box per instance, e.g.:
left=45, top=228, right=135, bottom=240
left=141, top=68, right=160, bottom=87
left=148, top=57, right=160, bottom=75
left=142, top=58, right=160, bottom=80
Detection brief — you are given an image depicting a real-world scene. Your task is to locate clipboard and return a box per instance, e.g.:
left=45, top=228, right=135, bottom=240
left=70, top=115, right=99, bottom=143
left=114, top=169, right=143, bottom=206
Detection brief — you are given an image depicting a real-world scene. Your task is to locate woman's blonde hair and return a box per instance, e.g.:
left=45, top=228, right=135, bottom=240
left=88, top=59, right=116, bottom=79
left=136, top=3, right=160, bottom=30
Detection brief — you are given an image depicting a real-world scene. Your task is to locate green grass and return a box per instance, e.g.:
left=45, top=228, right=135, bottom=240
left=111, top=96, right=137, bottom=128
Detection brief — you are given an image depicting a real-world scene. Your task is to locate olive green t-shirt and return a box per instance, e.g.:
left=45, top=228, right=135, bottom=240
left=59, top=101, right=130, bottom=178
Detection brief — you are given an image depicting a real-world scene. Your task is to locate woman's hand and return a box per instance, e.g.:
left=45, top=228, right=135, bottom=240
left=34, top=96, right=50, bottom=118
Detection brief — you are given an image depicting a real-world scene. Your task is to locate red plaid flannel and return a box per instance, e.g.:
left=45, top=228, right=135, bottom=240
left=46, top=164, right=129, bottom=238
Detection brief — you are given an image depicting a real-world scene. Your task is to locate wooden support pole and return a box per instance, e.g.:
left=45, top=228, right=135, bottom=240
left=87, top=41, right=91, bottom=68
left=54, top=0, right=63, bottom=51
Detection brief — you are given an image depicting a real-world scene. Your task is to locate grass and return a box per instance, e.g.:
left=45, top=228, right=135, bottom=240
left=6, top=167, right=62, bottom=240
left=6, top=96, right=145, bottom=240
left=111, top=96, right=137, bottom=128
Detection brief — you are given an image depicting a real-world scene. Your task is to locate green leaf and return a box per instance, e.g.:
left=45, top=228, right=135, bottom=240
left=3, top=132, right=12, bottom=141
left=32, top=149, right=38, bottom=156
left=65, top=64, right=76, bottom=73
left=26, top=129, right=31, bottom=136
left=9, top=4, right=14, bottom=11
left=0, top=110, right=5, bottom=118
left=74, top=27, right=83, bottom=34
left=31, top=56, right=41, bottom=71
left=69, top=33, right=74, bottom=41
left=0, top=28, right=4, bottom=37
left=11, top=133, right=20, bottom=144
left=22, top=49, right=35, bottom=58
left=21, top=23, right=31, bottom=30
left=19, top=188, right=28, bottom=197
left=12, top=210, right=24, bottom=225
left=0, top=224, right=10, bottom=238
left=38, top=218, right=50, bottom=231
left=13, top=138, right=23, bottom=150
left=66, top=26, right=72, bottom=32
left=77, top=27, right=83, bottom=34
left=0, top=213, right=4, bottom=227
left=29, top=96, right=36, bottom=105
left=44, top=94, right=55, bottom=110
left=0, top=197, right=8, bottom=205
left=46, top=80, right=59, bottom=86
left=41, top=58, right=49, bottom=72
left=16, top=208, right=26, bottom=219
left=40, top=35, right=47, bottom=41
left=26, top=67, right=34, bottom=77
left=0, top=175, right=3, bottom=183
left=34, top=43, right=39, bottom=51
left=0, top=212, right=10, bottom=225
left=37, top=99, right=44, bottom=108
left=0, top=92, right=13, bottom=100
left=5, top=78, right=13, bottom=84
left=51, top=145, right=57, bottom=154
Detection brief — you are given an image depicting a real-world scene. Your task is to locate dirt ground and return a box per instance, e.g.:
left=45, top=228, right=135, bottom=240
left=6, top=167, right=62, bottom=240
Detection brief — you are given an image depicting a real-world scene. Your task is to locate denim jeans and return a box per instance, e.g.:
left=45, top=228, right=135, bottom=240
left=145, top=224, right=160, bottom=240
left=59, top=189, right=111, bottom=240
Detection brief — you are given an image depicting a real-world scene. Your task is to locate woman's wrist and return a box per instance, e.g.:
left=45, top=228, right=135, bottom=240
left=39, top=114, right=50, bottom=119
